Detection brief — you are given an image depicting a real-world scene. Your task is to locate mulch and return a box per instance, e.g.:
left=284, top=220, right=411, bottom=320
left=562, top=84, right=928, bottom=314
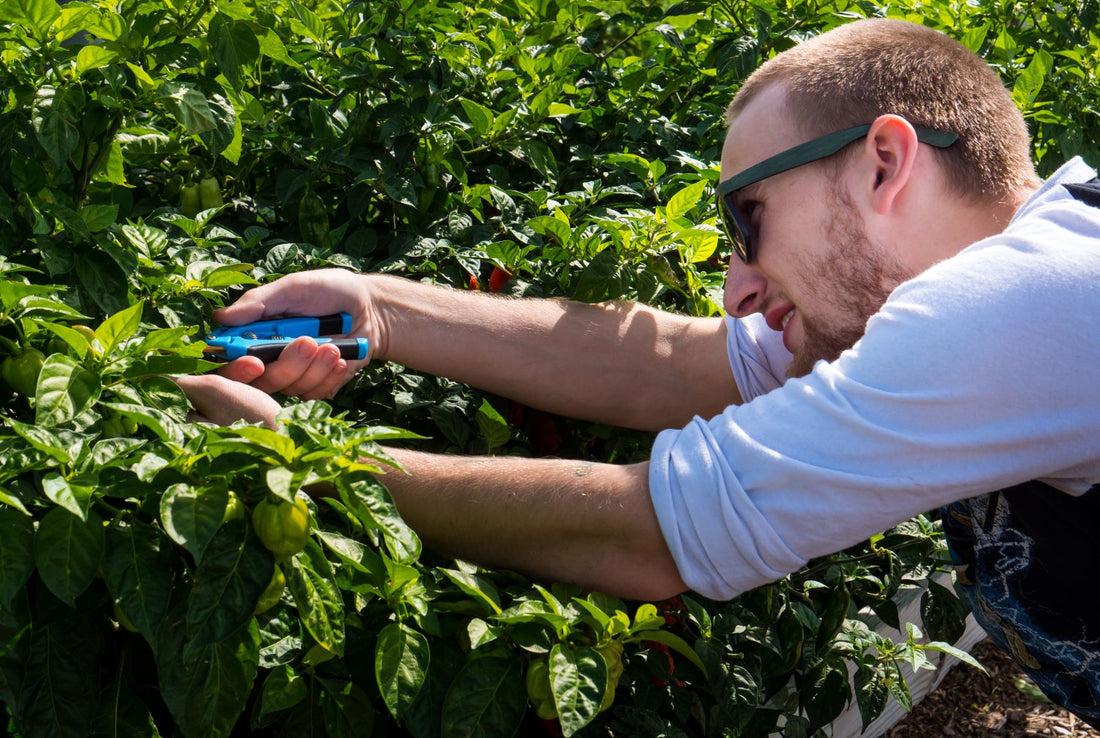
left=887, top=639, right=1099, bottom=737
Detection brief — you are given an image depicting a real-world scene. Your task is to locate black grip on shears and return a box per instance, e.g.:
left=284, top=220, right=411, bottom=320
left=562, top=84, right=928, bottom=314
left=244, top=342, right=291, bottom=363
left=315, top=313, right=350, bottom=336
left=245, top=338, right=366, bottom=364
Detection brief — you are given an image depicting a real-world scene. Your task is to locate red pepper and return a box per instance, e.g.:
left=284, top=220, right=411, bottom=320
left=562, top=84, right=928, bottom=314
left=488, top=266, right=511, bottom=292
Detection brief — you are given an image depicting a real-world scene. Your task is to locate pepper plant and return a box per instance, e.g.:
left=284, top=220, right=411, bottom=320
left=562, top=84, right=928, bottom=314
left=1, top=0, right=1095, bottom=736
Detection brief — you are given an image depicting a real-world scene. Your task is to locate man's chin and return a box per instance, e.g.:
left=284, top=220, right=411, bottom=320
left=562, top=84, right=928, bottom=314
left=785, top=350, right=819, bottom=379
left=784, top=324, right=864, bottom=379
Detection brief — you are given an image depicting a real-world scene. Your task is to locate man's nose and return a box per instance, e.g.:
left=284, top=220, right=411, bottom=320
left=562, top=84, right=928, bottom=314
left=723, top=257, right=768, bottom=318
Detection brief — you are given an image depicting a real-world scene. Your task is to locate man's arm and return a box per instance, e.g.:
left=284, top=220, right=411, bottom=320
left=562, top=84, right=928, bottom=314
left=175, top=375, right=687, bottom=600
left=216, top=270, right=740, bottom=431
left=379, top=448, right=687, bottom=601
left=372, top=275, right=738, bottom=431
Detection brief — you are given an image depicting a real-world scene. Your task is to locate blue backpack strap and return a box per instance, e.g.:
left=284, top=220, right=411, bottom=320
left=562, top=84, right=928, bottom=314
left=942, top=482, right=1100, bottom=727
left=1064, top=176, right=1100, bottom=207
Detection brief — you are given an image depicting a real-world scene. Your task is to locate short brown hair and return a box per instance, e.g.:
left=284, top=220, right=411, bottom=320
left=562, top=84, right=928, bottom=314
left=727, top=19, right=1039, bottom=204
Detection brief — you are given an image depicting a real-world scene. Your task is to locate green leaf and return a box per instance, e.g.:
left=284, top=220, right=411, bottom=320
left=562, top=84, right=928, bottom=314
left=0, top=0, right=62, bottom=36
left=32, top=85, right=84, bottom=171
left=440, top=652, right=525, bottom=738
left=853, top=664, right=888, bottom=732
left=285, top=539, right=345, bottom=656
left=210, top=14, right=259, bottom=90
left=157, top=612, right=260, bottom=738
left=920, top=579, right=969, bottom=644
left=75, top=252, right=129, bottom=315
left=665, top=180, right=708, bottom=220
left=75, top=44, right=117, bottom=76
left=459, top=98, right=495, bottom=136
left=230, top=426, right=296, bottom=464
left=1012, top=49, right=1053, bottom=108
left=375, top=622, right=430, bottom=720
left=884, top=660, right=912, bottom=711
left=573, top=248, right=630, bottom=303
left=185, top=520, right=273, bottom=658
left=816, top=584, right=851, bottom=648
left=527, top=215, right=571, bottom=245
left=159, top=81, right=218, bottom=136
left=266, top=465, right=309, bottom=504
left=318, top=677, right=375, bottom=738
left=20, top=612, right=103, bottom=737
left=94, top=301, right=143, bottom=354
left=80, top=204, right=118, bottom=233
left=160, top=483, right=228, bottom=560
left=288, top=0, right=326, bottom=43
left=0, top=507, right=35, bottom=610
left=475, top=398, right=509, bottom=452
left=922, top=640, right=988, bottom=675
left=94, top=657, right=162, bottom=736
left=440, top=568, right=503, bottom=615
left=34, top=354, right=101, bottom=427
left=550, top=644, right=604, bottom=737
left=315, top=528, right=385, bottom=581
left=547, top=102, right=584, bottom=117
left=33, top=507, right=104, bottom=607
left=103, top=522, right=175, bottom=640
left=198, top=88, right=239, bottom=157
left=256, top=664, right=308, bottom=724
left=802, top=657, right=851, bottom=730
left=41, top=472, right=93, bottom=520
left=340, top=475, right=421, bottom=563
left=628, top=629, right=708, bottom=676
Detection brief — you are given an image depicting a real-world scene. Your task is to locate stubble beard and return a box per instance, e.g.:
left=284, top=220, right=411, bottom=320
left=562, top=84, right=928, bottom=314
left=785, top=188, right=912, bottom=379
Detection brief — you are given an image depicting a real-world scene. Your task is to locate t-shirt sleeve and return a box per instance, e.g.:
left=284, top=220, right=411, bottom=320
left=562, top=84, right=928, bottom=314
left=650, top=231, right=1100, bottom=600
left=725, top=313, right=792, bottom=402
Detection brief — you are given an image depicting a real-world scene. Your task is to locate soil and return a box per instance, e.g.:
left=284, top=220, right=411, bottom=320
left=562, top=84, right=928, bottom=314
left=887, top=639, right=1099, bottom=738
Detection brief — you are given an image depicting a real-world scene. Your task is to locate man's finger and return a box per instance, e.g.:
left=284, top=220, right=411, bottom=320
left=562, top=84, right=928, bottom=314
left=216, top=356, right=265, bottom=384
left=280, top=343, right=347, bottom=399
left=248, top=336, right=320, bottom=394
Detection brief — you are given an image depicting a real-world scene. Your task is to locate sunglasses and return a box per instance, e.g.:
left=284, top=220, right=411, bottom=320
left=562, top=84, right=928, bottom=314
left=716, top=123, right=959, bottom=264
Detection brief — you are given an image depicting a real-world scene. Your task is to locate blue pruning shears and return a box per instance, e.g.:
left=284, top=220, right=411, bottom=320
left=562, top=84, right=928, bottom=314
left=203, top=313, right=369, bottom=364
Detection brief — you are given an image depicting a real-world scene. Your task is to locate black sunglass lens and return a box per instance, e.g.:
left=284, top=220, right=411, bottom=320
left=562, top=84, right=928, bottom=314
left=718, top=194, right=752, bottom=263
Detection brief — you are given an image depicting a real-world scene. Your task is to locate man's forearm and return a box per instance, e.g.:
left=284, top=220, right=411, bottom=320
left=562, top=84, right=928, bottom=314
left=368, top=275, right=739, bottom=431
left=378, top=448, right=687, bottom=601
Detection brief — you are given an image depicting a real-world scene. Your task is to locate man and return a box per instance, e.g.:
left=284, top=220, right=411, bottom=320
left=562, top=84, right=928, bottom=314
left=179, top=18, right=1100, bottom=723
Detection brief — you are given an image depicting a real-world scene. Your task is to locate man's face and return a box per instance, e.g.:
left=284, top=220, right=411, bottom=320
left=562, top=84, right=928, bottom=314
left=719, top=86, right=912, bottom=377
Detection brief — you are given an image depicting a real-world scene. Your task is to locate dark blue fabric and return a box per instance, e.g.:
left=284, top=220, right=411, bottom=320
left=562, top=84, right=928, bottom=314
left=942, top=484, right=1100, bottom=727
left=1064, top=177, right=1100, bottom=207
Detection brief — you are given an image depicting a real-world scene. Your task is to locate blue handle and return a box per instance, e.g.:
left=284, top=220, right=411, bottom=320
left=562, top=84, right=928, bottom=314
left=209, top=313, right=353, bottom=340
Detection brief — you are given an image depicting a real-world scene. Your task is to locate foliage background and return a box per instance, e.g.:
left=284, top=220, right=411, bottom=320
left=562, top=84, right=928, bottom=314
left=0, top=0, right=1096, bottom=736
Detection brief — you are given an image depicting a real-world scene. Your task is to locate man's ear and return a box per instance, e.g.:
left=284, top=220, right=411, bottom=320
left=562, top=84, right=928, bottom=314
left=862, top=114, right=919, bottom=215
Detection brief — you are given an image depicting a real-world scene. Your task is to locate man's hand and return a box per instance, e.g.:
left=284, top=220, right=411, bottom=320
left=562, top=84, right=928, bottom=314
left=174, top=374, right=282, bottom=428
left=212, top=267, right=738, bottom=431
left=214, top=268, right=376, bottom=399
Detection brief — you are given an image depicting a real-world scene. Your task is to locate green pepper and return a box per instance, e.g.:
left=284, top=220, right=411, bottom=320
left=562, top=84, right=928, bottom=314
left=179, top=183, right=201, bottom=217
left=223, top=490, right=246, bottom=523
left=298, top=191, right=330, bottom=249
left=1, top=348, right=45, bottom=397
left=251, top=495, right=311, bottom=562
left=199, top=176, right=223, bottom=210
left=253, top=566, right=286, bottom=615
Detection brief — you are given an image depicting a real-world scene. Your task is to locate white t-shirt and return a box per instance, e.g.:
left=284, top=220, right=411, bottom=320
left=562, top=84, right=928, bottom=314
left=649, top=157, right=1100, bottom=601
